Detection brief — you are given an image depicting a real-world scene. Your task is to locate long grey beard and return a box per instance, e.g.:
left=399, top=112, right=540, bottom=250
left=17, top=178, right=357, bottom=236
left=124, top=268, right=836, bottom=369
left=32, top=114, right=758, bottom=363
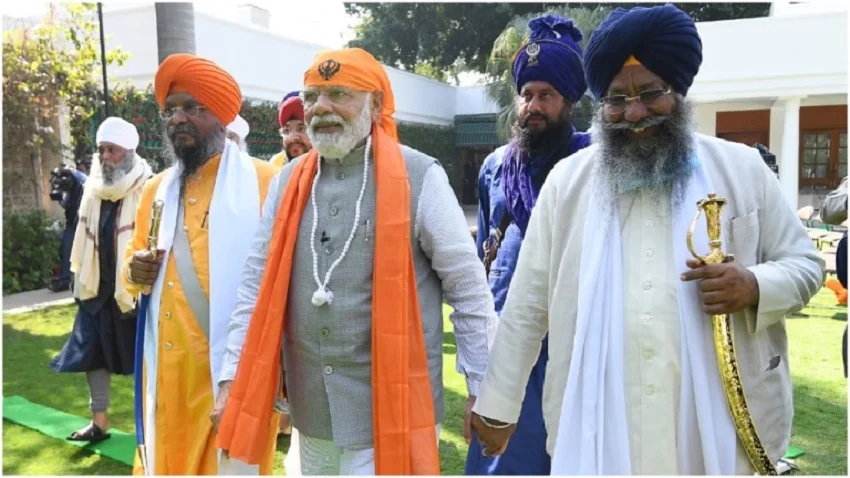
left=101, top=149, right=136, bottom=185
left=593, top=97, right=696, bottom=209
left=162, top=127, right=226, bottom=187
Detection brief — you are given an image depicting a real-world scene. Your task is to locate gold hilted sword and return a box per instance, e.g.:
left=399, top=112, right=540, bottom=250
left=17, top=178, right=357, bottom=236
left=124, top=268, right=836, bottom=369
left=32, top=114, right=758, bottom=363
left=687, top=193, right=777, bottom=476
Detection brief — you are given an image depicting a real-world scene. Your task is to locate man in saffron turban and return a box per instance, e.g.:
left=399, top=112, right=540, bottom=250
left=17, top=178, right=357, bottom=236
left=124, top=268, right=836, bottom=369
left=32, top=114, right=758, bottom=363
left=216, top=48, right=497, bottom=475
left=122, top=53, right=279, bottom=475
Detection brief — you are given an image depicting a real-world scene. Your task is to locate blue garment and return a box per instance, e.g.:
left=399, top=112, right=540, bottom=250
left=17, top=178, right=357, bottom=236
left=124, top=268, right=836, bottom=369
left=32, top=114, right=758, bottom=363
left=584, top=4, right=703, bottom=99
left=512, top=15, right=587, bottom=104
left=502, top=128, right=592, bottom=235
left=51, top=200, right=137, bottom=375
left=466, top=132, right=590, bottom=475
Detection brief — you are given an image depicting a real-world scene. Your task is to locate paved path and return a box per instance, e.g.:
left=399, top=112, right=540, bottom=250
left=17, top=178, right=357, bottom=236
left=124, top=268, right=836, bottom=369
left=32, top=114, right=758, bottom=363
left=2, top=287, right=73, bottom=314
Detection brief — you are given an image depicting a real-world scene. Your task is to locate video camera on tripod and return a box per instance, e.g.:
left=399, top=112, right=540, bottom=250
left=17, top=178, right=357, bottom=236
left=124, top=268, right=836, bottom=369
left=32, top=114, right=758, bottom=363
left=49, top=166, right=76, bottom=202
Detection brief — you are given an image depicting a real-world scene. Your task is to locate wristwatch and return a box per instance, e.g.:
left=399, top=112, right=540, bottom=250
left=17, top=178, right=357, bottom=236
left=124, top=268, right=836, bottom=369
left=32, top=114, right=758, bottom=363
left=478, top=415, right=513, bottom=429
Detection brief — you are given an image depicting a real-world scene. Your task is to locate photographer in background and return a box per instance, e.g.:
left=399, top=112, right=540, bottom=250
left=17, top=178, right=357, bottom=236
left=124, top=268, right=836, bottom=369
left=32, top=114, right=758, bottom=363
left=49, top=158, right=89, bottom=292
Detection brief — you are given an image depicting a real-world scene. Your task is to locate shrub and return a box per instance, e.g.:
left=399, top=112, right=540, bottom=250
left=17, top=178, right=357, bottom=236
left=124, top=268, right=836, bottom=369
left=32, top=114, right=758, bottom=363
left=3, top=210, right=61, bottom=294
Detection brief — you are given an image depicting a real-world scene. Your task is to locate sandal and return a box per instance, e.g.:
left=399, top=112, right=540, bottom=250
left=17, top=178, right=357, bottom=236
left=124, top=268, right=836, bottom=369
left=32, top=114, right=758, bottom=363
left=67, top=423, right=111, bottom=443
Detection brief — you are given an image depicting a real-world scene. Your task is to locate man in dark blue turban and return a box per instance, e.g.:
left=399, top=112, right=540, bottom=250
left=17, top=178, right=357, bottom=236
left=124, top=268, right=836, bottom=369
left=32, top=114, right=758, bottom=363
left=466, top=14, right=591, bottom=476
left=472, top=4, right=822, bottom=475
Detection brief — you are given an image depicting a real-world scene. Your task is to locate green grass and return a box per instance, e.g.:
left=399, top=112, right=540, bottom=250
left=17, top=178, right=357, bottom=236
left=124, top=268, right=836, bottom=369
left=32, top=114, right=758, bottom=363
left=3, top=291, right=846, bottom=475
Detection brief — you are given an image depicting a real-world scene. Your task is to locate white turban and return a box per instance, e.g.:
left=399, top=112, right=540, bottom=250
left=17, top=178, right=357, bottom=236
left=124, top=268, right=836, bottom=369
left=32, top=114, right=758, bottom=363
left=227, top=114, right=250, bottom=140
left=95, top=117, right=139, bottom=150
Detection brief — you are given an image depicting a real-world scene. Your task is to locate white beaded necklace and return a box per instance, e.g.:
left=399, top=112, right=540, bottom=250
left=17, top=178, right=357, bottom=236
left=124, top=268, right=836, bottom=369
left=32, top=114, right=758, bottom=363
left=309, top=135, right=372, bottom=307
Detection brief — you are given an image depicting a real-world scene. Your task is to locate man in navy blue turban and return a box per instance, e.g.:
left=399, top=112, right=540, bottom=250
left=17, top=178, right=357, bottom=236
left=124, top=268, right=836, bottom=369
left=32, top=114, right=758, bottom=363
left=472, top=4, right=821, bottom=475
left=466, top=14, right=591, bottom=476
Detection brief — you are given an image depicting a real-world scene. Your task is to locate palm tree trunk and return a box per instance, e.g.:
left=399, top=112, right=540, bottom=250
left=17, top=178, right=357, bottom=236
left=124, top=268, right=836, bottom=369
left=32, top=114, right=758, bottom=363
left=154, top=2, right=196, bottom=63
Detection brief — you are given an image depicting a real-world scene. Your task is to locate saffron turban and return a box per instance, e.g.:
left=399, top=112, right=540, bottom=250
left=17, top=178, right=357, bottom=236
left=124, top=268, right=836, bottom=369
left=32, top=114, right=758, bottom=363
left=154, top=53, right=242, bottom=124
left=96, top=117, right=139, bottom=150
left=303, top=48, right=397, bottom=139
left=278, top=96, right=304, bottom=128
left=584, top=4, right=703, bottom=99
left=512, top=14, right=587, bottom=104
left=227, top=115, right=250, bottom=140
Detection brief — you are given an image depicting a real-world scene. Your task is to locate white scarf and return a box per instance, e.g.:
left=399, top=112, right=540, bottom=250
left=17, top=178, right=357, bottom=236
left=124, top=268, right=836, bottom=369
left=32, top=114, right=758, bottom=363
left=551, top=154, right=737, bottom=475
left=140, top=140, right=260, bottom=473
left=70, top=154, right=152, bottom=312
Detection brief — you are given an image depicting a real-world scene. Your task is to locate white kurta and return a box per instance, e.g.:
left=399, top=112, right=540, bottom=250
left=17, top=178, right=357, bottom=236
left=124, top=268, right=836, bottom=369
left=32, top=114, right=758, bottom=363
left=473, top=133, right=824, bottom=472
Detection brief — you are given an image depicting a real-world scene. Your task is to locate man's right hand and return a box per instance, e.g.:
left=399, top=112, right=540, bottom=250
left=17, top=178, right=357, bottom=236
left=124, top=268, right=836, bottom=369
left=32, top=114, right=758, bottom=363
left=128, top=249, right=165, bottom=286
left=471, top=413, right=516, bottom=457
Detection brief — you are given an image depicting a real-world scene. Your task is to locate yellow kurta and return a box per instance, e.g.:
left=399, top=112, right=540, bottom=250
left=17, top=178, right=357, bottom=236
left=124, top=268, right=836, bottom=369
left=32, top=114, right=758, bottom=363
left=123, top=154, right=279, bottom=475
left=269, top=150, right=288, bottom=169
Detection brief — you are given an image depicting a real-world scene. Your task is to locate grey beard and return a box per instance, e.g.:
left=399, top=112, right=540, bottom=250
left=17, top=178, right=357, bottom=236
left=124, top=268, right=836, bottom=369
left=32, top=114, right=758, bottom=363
left=593, top=96, right=696, bottom=209
left=102, top=149, right=135, bottom=185
left=162, top=126, right=225, bottom=186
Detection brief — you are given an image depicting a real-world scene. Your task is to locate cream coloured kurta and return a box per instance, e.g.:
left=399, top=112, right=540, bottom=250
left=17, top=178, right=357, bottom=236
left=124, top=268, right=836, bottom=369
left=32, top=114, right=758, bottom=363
left=618, top=189, right=753, bottom=474
left=122, top=155, right=279, bottom=475
left=474, top=133, right=825, bottom=472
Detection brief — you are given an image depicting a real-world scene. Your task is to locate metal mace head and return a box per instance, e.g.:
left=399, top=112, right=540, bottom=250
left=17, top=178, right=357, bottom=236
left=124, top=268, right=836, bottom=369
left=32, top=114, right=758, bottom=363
left=147, top=200, right=164, bottom=258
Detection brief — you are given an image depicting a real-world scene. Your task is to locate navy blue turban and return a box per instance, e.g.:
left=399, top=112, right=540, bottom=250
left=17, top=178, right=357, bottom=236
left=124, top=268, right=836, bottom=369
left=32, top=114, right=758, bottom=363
left=280, top=90, right=300, bottom=106
left=584, top=4, right=702, bottom=99
left=512, top=14, right=587, bottom=104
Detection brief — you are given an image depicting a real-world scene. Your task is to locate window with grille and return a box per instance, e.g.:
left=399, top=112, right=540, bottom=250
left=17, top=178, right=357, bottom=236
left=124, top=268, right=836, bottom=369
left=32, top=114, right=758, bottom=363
left=800, top=130, right=848, bottom=188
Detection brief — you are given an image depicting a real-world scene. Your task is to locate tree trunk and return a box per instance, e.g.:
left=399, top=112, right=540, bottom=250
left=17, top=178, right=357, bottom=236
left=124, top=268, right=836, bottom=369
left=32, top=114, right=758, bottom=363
left=32, top=118, right=45, bottom=209
left=155, top=2, right=196, bottom=64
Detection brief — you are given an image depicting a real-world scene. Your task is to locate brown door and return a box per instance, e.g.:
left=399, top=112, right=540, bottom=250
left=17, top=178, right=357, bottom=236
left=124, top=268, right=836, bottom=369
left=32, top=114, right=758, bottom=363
left=718, top=131, right=769, bottom=148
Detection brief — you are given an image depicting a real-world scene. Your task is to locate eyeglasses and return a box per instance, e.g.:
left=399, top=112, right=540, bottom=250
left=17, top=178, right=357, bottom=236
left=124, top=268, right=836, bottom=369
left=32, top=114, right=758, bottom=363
left=280, top=124, right=306, bottom=137
left=601, top=86, right=672, bottom=115
left=159, top=104, right=208, bottom=120
left=300, top=87, right=356, bottom=108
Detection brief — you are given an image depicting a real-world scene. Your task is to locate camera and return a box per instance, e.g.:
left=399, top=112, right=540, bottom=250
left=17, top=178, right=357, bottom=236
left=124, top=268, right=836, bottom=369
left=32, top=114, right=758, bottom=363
left=49, top=166, right=75, bottom=201
left=753, top=143, right=778, bottom=177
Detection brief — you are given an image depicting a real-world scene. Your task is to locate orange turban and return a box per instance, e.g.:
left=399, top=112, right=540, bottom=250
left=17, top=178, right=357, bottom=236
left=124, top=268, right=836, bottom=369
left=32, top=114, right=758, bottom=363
left=154, top=53, right=242, bottom=125
left=303, top=48, right=397, bottom=139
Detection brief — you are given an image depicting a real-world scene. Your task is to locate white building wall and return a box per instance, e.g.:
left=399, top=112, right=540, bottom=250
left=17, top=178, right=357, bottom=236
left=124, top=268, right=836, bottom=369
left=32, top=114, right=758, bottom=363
left=456, top=85, right=501, bottom=116
left=101, top=5, right=458, bottom=125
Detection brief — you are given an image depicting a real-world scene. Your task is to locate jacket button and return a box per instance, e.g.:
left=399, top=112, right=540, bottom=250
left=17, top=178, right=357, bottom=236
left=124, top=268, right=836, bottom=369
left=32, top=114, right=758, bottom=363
left=323, top=365, right=333, bottom=375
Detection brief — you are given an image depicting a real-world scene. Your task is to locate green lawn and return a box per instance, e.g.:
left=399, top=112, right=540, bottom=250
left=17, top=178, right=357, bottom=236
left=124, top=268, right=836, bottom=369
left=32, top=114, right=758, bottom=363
left=3, top=290, right=846, bottom=475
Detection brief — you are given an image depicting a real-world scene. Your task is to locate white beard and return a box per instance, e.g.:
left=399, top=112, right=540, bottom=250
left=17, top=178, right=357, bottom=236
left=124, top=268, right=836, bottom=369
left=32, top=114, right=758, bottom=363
left=307, top=94, right=374, bottom=159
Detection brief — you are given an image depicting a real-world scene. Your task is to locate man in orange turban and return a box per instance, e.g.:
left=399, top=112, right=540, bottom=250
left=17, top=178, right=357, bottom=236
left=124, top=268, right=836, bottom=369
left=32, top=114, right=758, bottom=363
left=122, top=53, right=279, bottom=475
left=215, top=48, right=497, bottom=475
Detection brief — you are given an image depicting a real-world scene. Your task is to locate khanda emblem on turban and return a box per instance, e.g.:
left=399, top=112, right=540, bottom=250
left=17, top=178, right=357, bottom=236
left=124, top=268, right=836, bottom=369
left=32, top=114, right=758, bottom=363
left=525, top=42, right=541, bottom=67
left=318, top=59, right=341, bottom=81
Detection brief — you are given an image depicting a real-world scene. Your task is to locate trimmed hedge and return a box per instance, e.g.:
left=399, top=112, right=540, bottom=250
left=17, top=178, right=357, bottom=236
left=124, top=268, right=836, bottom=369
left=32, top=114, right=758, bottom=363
left=3, top=210, right=61, bottom=294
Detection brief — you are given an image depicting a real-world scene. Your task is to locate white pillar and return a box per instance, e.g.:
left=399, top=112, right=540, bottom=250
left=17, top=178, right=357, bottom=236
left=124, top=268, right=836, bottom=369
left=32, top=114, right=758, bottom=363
left=778, top=96, right=803, bottom=211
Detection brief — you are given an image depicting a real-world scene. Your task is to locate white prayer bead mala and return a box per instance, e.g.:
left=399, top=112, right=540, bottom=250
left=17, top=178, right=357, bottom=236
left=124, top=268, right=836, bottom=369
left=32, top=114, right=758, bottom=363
left=309, top=135, right=372, bottom=307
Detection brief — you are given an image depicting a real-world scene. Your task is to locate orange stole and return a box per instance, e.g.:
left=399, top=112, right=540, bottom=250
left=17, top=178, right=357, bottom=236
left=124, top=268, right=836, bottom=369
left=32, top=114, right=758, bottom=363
left=216, top=127, right=440, bottom=474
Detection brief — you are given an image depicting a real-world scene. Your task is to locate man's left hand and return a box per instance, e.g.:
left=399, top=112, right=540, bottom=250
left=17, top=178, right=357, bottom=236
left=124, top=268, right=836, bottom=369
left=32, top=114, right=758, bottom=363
left=681, top=258, right=760, bottom=315
left=464, top=395, right=476, bottom=444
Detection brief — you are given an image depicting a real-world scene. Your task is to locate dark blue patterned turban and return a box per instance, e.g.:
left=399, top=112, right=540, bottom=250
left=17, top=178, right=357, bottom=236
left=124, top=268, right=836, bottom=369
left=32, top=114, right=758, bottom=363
left=584, top=4, right=702, bottom=99
left=512, top=14, right=587, bottom=104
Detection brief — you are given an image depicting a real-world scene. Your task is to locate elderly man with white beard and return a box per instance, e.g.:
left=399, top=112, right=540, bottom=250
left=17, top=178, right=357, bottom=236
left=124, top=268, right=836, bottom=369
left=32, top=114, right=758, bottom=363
left=215, top=48, right=497, bottom=475
left=51, top=117, right=153, bottom=443
left=472, top=4, right=824, bottom=476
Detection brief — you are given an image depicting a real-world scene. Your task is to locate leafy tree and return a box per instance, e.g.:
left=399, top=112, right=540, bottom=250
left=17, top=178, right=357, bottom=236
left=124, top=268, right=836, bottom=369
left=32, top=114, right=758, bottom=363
left=486, top=6, right=611, bottom=139
left=345, top=2, right=770, bottom=80
left=2, top=3, right=128, bottom=209
left=345, top=3, right=551, bottom=77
